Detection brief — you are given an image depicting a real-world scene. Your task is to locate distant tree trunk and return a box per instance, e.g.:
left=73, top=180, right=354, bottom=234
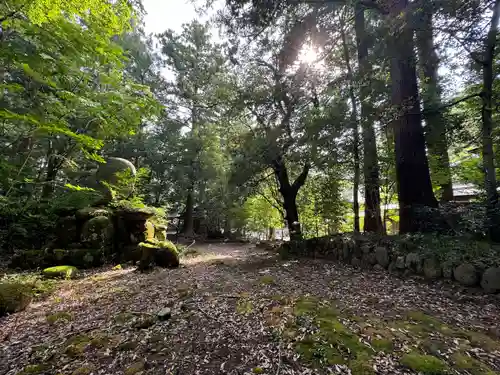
left=272, top=157, right=309, bottom=240
left=415, top=2, right=453, bottom=202
left=41, top=144, right=58, bottom=199
left=481, top=0, right=500, bottom=241
left=354, top=4, right=384, bottom=233
left=387, top=0, right=439, bottom=233
left=182, top=188, right=195, bottom=237
left=224, top=216, right=231, bottom=238
left=268, top=227, right=275, bottom=240
left=339, top=17, right=360, bottom=233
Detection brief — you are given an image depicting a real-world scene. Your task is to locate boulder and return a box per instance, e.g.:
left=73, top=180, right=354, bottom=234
left=154, top=225, right=167, bottom=241
left=0, top=282, right=32, bottom=316
left=441, top=261, right=454, bottom=279
left=375, top=247, right=390, bottom=268
left=480, top=267, right=500, bottom=293
left=454, top=263, right=478, bottom=286
left=138, top=241, right=179, bottom=271
left=351, top=257, right=361, bottom=268
left=75, top=207, right=110, bottom=221
left=395, top=256, right=406, bottom=269
left=362, top=253, right=377, bottom=267
left=43, top=265, right=79, bottom=279
left=373, top=264, right=385, bottom=271
left=47, top=248, right=103, bottom=268
left=81, top=216, right=113, bottom=249
left=361, top=244, right=371, bottom=254
left=405, top=252, right=422, bottom=273
left=423, top=258, right=441, bottom=279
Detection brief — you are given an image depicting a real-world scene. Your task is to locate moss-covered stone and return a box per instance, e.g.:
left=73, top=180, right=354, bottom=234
left=144, top=221, right=155, bottom=241
left=81, top=215, right=113, bottom=249
left=76, top=207, right=110, bottom=221
left=138, top=241, right=179, bottom=270
left=43, top=265, right=79, bottom=279
left=0, top=282, right=32, bottom=316
left=400, top=352, right=448, bottom=374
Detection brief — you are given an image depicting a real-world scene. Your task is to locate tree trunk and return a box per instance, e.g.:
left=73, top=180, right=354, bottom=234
left=481, top=0, right=500, bottom=241
left=387, top=0, right=439, bottom=233
left=41, top=145, right=58, bottom=199
left=182, top=188, right=195, bottom=237
left=339, top=17, right=361, bottom=233
left=415, top=2, right=453, bottom=202
left=272, top=157, right=309, bottom=240
left=354, top=4, right=384, bottom=233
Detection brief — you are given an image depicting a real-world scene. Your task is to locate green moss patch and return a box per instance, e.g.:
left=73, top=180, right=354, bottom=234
left=46, top=311, right=73, bottom=325
left=400, top=352, right=449, bottom=374
left=452, top=352, right=497, bottom=375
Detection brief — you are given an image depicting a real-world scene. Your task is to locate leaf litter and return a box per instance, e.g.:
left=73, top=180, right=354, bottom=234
left=1, top=243, right=500, bottom=375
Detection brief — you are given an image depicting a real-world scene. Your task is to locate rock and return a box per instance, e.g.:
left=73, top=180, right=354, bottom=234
left=43, top=265, right=79, bottom=279
left=75, top=207, right=110, bottom=221
left=441, top=261, right=454, bottom=279
left=154, top=224, right=167, bottom=241
left=138, top=240, right=179, bottom=271
left=423, top=258, right=441, bottom=279
left=157, top=307, right=172, bottom=321
left=375, top=247, right=390, bottom=268
left=361, top=244, right=371, bottom=254
left=396, top=256, right=406, bottom=269
left=362, top=253, right=377, bottom=267
left=481, top=267, right=500, bottom=293
left=0, top=282, right=32, bottom=316
left=454, top=263, right=478, bottom=286
left=145, top=221, right=155, bottom=241
left=81, top=216, right=113, bottom=248
left=351, top=257, right=361, bottom=268
left=405, top=252, right=422, bottom=273
left=373, top=264, right=385, bottom=271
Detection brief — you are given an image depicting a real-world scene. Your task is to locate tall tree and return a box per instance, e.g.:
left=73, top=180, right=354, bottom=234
left=158, top=21, right=230, bottom=237
left=415, top=1, right=454, bottom=202
left=354, top=3, right=384, bottom=233
left=386, top=0, right=439, bottom=232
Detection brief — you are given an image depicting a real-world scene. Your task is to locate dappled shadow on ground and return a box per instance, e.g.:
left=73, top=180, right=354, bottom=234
left=1, top=243, right=500, bottom=375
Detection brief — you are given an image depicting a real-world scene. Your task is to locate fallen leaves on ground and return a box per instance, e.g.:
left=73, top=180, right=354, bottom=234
left=1, top=243, right=500, bottom=375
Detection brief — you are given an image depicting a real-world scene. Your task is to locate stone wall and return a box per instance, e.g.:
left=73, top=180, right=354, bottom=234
left=279, top=234, right=500, bottom=294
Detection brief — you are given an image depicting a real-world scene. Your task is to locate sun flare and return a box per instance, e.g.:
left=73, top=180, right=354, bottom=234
left=298, top=44, right=319, bottom=64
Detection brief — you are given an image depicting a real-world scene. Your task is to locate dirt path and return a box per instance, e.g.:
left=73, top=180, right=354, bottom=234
left=1, top=243, right=500, bottom=375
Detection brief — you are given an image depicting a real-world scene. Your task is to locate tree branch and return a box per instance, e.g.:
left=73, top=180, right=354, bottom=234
left=292, top=163, right=310, bottom=193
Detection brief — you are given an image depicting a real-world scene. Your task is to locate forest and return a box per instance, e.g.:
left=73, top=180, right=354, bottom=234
left=1, top=0, right=500, bottom=374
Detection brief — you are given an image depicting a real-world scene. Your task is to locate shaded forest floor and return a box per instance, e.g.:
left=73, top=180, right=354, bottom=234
left=1, top=243, right=500, bottom=375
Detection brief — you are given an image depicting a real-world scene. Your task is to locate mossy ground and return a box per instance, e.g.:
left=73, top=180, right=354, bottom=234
left=2, top=243, right=500, bottom=375
left=263, top=296, right=500, bottom=375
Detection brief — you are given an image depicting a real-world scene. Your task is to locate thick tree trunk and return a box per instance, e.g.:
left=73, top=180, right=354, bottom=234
left=339, top=19, right=360, bottom=233
left=272, top=157, right=309, bottom=240
left=387, top=0, right=439, bottom=233
left=354, top=4, right=384, bottom=233
left=415, top=2, right=453, bottom=202
left=182, top=189, right=195, bottom=237
left=481, top=0, right=500, bottom=241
